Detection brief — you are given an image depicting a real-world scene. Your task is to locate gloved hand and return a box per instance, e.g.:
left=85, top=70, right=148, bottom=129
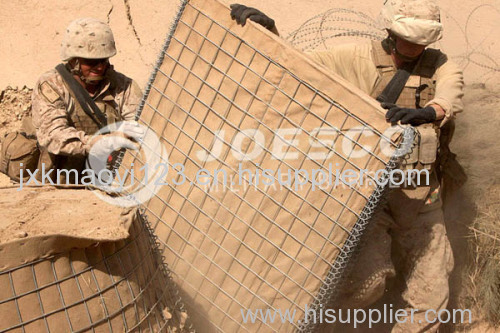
left=86, top=134, right=139, bottom=185
left=230, top=4, right=275, bottom=30
left=87, top=135, right=138, bottom=163
left=381, top=103, right=436, bottom=126
left=113, top=121, right=146, bottom=142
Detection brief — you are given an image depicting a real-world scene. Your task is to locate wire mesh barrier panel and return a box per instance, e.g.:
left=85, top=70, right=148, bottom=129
left=0, top=188, right=188, bottom=332
left=117, top=0, right=414, bottom=331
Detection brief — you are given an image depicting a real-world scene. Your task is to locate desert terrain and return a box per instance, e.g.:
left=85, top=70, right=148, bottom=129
left=0, top=0, right=499, bottom=331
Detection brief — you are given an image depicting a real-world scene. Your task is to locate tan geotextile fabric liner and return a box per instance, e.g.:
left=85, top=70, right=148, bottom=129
left=120, top=0, right=397, bottom=331
left=0, top=207, right=187, bottom=332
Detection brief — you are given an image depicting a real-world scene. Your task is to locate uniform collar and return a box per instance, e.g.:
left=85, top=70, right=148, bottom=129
left=91, top=79, right=112, bottom=100
left=90, top=69, right=117, bottom=100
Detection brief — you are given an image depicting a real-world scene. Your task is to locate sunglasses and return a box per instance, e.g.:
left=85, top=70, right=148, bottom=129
left=79, top=58, right=109, bottom=67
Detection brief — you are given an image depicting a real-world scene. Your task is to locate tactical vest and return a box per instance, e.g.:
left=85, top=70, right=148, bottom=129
left=370, top=40, right=441, bottom=172
left=64, top=80, right=122, bottom=133
left=38, top=78, right=122, bottom=183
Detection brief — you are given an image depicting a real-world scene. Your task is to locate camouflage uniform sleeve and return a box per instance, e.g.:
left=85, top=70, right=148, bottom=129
left=424, top=55, right=464, bottom=127
left=120, top=79, right=143, bottom=121
left=31, top=72, right=91, bottom=156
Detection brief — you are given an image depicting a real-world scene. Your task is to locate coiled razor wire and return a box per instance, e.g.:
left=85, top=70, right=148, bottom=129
left=286, top=8, right=385, bottom=52
left=286, top=5, right=500, bottom=79
left=444, top=4, right=500, bottom=77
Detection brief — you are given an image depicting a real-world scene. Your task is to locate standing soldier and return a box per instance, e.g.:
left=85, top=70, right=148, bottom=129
left=230, top=0, right=465, bottom=331
left=31, top=17, right=144, bottom=183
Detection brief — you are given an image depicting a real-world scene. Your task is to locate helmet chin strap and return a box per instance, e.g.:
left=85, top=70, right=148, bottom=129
left=385, top=34, right=422, bottom=63
left=70, top=59, right=107, bottom=85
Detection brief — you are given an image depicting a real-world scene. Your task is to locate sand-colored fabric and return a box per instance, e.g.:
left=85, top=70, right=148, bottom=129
left=309, top=32, right=460, bottom=332
left=0, top=188, right=188, bottom=332
left=379, top=0, right=443, bottom=46
left=339, top=190, right=454, bottom=333
left=31, top=67, right=141, bottom=156
left=307, top=42, right=464, bottom=127
left=121, top=0, right=406, bottom=331
left=322, top=193, right=453, bottom=332
left=60, top=18, right=117, bottom=61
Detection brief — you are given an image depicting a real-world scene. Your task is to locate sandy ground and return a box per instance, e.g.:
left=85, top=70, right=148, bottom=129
left=0, top=186, right=129, bottom=243
left=0, top=0, right=499, bottom=331
left=0, top=0, right=499, bottom=89
left=443, top=85, right=500, bottom=332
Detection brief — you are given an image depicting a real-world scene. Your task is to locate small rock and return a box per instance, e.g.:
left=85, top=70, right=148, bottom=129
left=471, top=82, right=486, bottom=90
left=179, top=311, right=188, bottom=328
left=15, top=231, right=28, bottom=238
left=162, top=308, right=173, bottom=320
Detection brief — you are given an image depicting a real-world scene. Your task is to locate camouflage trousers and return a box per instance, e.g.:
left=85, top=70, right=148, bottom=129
left=338, top=184, right=455, bottom=332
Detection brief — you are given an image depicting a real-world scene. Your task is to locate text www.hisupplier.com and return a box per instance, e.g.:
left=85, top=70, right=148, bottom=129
left=240, top=304, right=472, bottom=328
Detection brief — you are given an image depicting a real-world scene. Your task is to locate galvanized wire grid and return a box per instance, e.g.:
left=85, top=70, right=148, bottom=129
left=0, top=212, right=189, bottom=332
left=119, top=0, right=415, bottom=331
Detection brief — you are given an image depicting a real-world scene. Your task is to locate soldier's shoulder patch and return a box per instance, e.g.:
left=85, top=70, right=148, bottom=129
left=39, top=81, right=61, bottom=103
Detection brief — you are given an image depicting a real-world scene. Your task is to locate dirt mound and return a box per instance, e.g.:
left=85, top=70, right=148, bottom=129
left=0, top=86, right=34, bottom=186
left=1, top=0, right=499, bottom=330
left=0, top=192, right=190, bottom=332
left=0, top=86, right=31, bottom=139
left=0, top=187, right=127, bottom=244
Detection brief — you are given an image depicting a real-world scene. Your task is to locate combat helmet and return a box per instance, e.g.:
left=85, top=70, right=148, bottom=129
left=379, top=0, right=443, bottom=46
left=60, top=18, right=117, bottom=61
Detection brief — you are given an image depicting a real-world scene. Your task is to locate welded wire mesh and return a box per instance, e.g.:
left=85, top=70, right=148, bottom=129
left=116, top=0, right=416, bottom=331
left=0, top=211, right=189, bottom=332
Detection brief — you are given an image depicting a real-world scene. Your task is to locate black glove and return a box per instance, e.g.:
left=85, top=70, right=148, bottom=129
left=230, top=4, right=275, bottom=30
left=381, top=103, right=436, bottom=126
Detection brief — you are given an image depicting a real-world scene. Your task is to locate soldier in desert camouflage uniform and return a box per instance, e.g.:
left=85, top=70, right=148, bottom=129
left=230, top=1, right=464, bottom=331
left=31, top=17, right=144, bottom=182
